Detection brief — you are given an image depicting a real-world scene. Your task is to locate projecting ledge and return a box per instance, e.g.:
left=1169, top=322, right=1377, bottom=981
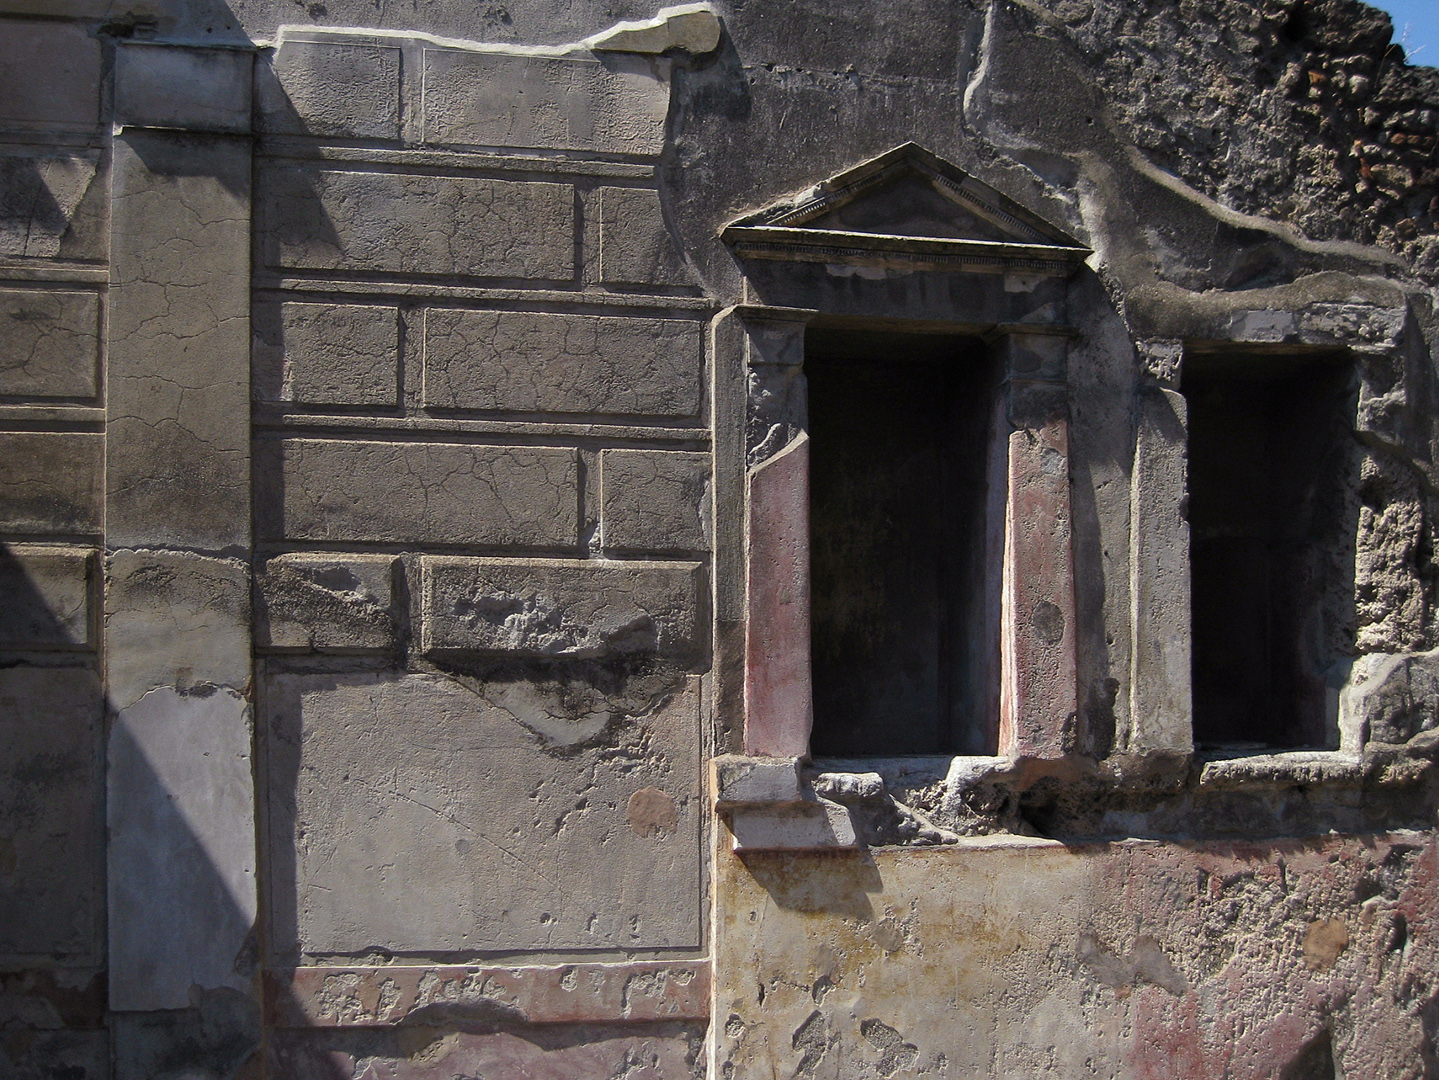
left=712, top=755, right=858, bottom=851
left=1196, top=736, right=1439, bottom=791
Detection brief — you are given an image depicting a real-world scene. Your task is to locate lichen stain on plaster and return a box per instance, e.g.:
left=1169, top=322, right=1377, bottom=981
left=1076, top=933, right=1188, bottom=997
left=1302, top=918, right=1349, bottom=971
left=628, top=786, right=679, bottom=837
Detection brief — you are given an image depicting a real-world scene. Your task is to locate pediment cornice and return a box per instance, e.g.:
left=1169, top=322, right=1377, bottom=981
left=723, top=143, right=1090, bottom=276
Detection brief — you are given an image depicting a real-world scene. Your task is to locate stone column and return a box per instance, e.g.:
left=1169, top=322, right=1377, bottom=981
left=105, top=41, right=260, bottom=1076
left=995, top=331, right=1079, bottom=761
left=734, top=306, right=814, bottom=758
left=1128, top=340, right=1193, bottom=754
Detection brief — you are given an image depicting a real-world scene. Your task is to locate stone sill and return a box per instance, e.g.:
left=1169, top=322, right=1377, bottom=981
left=1197, top=734, right=1439, bottom=790
left=715, top=739, right=1439, bottom=851
left=714, top=754, right=1019, bottom=852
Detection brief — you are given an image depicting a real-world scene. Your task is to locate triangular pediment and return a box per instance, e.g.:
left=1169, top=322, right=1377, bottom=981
left=723, top=143, right=1088, bottom=275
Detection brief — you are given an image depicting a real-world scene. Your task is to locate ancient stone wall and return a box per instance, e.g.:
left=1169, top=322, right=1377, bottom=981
left=2, top=0, right=1439, bottom=1077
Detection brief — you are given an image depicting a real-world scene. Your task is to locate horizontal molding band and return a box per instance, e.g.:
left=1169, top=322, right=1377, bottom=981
left=0, top=264, right=108, bottom=285
left=253, top=277, right=715, bottom=310
left=253, top=413, right=710, bottom=444
left=266, top=959, right=712, bottom=1027
left=258, top=140, right=657, bottom=178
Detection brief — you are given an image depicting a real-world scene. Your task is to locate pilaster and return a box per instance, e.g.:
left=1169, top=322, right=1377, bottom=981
left=103, top=39, right=259, bottom=1074
left=1127, top=340, right=1193, bottom=754
left=995, top=331, right=1079, bottom=762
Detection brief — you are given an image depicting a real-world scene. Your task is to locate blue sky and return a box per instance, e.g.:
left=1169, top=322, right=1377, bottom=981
left=1370, top=0, right=1439, bottom=65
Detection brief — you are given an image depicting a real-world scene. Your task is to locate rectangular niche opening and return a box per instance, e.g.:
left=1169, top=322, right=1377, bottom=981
left=1184, top=349, right=1358, bottom=750
left=806, top=326, right=1001, bottom=757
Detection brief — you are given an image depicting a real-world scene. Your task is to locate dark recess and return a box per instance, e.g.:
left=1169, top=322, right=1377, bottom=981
left=806, top=327, right=999, bottom=756
left=1185, top=349, right=1356, bottom=749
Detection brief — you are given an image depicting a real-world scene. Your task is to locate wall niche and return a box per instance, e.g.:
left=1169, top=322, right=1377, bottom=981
left=806, top=326, right=1002, bottom=757
left=1184, top=349, right=1358, bottom=750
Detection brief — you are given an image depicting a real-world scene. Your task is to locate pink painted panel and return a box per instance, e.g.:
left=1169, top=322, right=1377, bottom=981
left=1000, top=414, right=1078, bottom=759
left=744, top=434, right=812, bottom=757
left=266, top=959, right=711, bottom=1027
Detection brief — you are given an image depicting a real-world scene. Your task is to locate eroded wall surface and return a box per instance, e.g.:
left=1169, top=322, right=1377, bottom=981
left=715, top=834, right=1439, bottom=1079
left=3, top=0, right=1439, bottom=1078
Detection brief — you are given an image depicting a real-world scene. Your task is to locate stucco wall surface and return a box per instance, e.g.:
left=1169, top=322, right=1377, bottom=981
left=716, top=834, right=1439, bottom=1080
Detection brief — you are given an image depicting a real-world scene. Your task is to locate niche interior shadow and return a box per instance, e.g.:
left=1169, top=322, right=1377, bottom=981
left=805, top=327, right=999, bottom=757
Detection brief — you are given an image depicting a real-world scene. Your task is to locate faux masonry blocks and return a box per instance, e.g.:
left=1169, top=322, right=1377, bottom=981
left=0, top=287, right=100, bottom=399
left=267, top=440, right=581, bottom=547
left=0, top=9, right=720, bottom=1076
left=266, top=441, right=710, bottom=552
left=421, top=557, right=704, bottom=660
left=253, top=305, right=705, bottom=415
left=422, top=310, right=703, bottom=416
left=254, top=556, right=705, bottom=659
left=262, top=170, right=575, bottom=280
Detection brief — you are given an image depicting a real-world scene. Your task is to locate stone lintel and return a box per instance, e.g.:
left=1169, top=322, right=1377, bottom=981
left=725, top=227, right=1089, bottom=276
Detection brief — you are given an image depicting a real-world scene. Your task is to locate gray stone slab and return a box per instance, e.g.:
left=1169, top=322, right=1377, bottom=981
left=108, top=685, right=256, bottom=1011
left=0, top=1030, right=108, bottom=1080
left=270, top=438, right=579, bottom=547
left=1339, top=649, right=1439, bottom=748
left=726, top=799, right=858, bottom=852
left=107, top=132, right=251, bottom=551
left=0, top=149, right=103, bottom=260
left=0, top=288, right=99, bottom=399
left=600, top=449, right=710, bottom=553
left=252, top=300, right=399, bottom=406
left=114, top=43, right=252, bottom=134
left=0, top=666, right=103, bottom=959
left=599, top=187, right=692, bottom=286
left=422, top=310, right=703, bottom=416
left=259, top=40, right=401, bottom=140
left=256, top=553, right=398, bottom=652
left=421, top=50, right=668, bottom=155
left=0, top=432, right=101, bottom=535
left=712, top=754, right=804, bottom=808
left=112, top=998, right=260, bottom=1080
left=0, top=545, right=92, bottom=648
left=261, top=167, right=574, bottom=280
left=105, top=552, right=250, bottom=712
left=0, top=20, right=101, bottom=129
left=264, top=672, right=701, bottom=957
left=420, top=556, right=702, bottom=659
